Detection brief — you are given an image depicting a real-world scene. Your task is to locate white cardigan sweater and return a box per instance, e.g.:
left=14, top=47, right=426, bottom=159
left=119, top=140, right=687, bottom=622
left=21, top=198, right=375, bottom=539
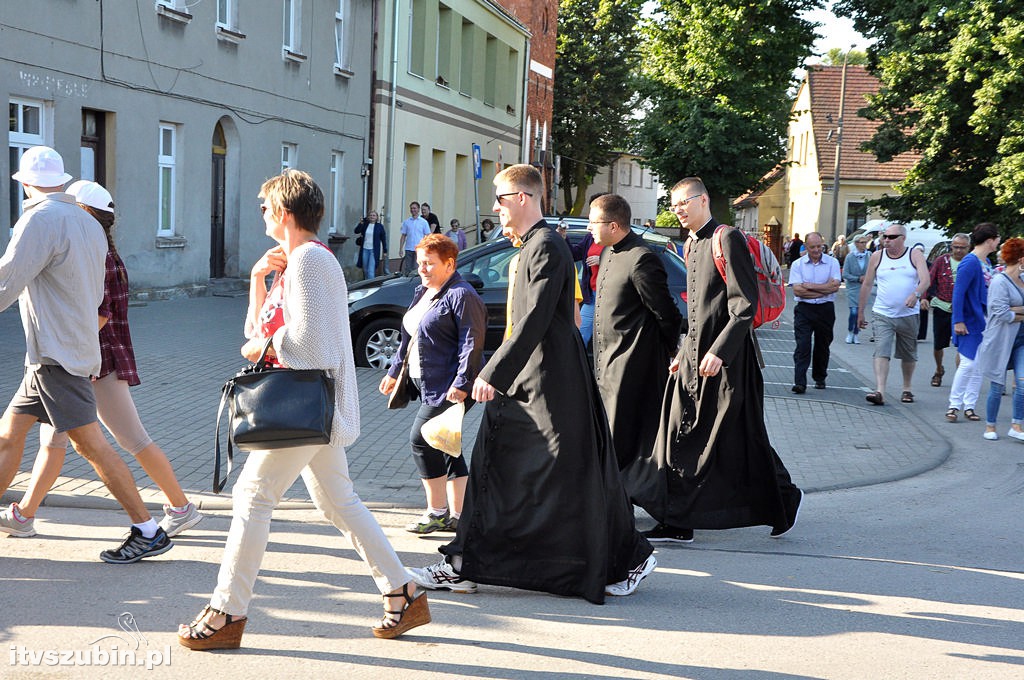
left=245, top=242, right=360, bottom=447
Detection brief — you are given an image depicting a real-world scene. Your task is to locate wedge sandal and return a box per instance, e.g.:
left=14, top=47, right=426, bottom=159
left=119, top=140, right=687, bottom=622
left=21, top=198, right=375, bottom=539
left=178, top=605, right=246, bottom=651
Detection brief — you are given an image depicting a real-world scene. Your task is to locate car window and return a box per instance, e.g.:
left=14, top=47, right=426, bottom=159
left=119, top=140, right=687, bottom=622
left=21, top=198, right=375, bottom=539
left=457, top=246, right=518, bottom=289
left=660, top=250, right=687, bottom=290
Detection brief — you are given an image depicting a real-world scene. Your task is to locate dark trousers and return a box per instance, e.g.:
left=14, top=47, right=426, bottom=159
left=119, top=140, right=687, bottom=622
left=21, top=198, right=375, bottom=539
left=793, top=301, right=835, bottom=386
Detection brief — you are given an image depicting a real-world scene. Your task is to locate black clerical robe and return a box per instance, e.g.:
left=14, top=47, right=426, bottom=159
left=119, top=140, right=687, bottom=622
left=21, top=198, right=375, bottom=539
left=623, top=219, right=801, bottom=529
left=593, top=230, right=682, bottom=469
left=441, top=220, right=651, bottom=604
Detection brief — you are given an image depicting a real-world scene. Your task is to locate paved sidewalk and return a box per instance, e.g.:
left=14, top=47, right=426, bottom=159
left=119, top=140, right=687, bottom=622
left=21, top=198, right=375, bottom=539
left=0, top=285, right=956, bottom=513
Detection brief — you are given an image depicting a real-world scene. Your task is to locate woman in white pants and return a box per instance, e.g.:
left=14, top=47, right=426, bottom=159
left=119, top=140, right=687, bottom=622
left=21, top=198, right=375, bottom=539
left=178, top=170, right=429, bottom=650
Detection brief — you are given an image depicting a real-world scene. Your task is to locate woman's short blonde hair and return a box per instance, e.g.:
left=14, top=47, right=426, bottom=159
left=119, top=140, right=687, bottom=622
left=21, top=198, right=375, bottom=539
left=259, top=169, right=324, bottom=233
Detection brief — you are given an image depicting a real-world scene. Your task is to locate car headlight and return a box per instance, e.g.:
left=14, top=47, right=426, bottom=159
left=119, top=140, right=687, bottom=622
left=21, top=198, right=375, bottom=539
left=347, top=288, right=377, bottom=304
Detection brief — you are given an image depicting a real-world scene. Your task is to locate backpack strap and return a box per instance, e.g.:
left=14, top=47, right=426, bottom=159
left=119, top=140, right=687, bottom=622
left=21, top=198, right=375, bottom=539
left=710, top=224, right=732, bottom=284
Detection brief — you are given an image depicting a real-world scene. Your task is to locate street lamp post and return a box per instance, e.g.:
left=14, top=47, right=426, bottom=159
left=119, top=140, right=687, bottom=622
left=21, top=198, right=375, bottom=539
left=829, top=47, right=855, bottom=242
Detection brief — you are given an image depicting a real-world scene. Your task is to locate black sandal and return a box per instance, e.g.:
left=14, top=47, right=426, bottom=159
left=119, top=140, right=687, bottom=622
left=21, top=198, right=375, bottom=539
left=178, top=605, right=247, bottom=651
left=372, top=583, right=431, bottom=639
left=964, top=409, right=981, bottom=421
left=930, top=371, right=943, bottom=387
left=945, top=408, right=958, bottom=422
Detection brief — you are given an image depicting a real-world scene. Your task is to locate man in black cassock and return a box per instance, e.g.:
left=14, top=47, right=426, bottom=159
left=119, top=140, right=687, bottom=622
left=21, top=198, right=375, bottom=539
left=408, top=165, right=654, bottom=603
left=623, top=177, right=803, bottom=544
left=589, top=193, right=682, bottom=470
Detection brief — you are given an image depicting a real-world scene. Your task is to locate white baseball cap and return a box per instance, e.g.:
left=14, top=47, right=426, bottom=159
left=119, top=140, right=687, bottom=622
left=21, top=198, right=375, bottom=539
left=67, top=180, right=114, bottom=212
left=11, top=146, right=73, bottom=187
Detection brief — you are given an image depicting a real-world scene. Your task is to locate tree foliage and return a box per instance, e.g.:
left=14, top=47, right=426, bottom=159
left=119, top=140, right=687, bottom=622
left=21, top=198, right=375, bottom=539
left=836, top=0, right=1024, bottom=232
left=632, top=0, right=821, bottom=219
left=552, top=0, right=644, bottom=215
left=821, top=48, right=869, bottom=66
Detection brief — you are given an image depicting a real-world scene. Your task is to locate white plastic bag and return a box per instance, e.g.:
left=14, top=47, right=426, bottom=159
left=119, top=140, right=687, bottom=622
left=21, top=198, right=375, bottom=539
left=421, top=401, right=465, bottom=457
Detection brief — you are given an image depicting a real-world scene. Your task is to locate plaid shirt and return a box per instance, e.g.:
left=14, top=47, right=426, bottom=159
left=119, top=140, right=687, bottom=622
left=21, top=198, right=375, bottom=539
left=927, top=253, right=957, bottom=303
left=97, top=252, right=140, bottom=385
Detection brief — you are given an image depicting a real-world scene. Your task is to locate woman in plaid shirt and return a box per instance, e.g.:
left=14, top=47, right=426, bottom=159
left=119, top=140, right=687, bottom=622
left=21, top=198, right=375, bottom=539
left=6, top=181, right=202, bottom=539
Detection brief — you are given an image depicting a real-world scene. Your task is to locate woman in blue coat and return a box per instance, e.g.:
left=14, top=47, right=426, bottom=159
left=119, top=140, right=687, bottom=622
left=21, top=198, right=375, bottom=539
left=946, top=223, right=1001, bottom=422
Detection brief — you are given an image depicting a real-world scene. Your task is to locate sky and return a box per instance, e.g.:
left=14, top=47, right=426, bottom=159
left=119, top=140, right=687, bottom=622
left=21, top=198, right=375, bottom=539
left=803, top=3, right=875, bottom=60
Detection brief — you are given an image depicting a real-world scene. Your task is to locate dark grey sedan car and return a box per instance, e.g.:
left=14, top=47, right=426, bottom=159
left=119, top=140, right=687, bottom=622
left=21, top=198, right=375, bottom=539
left=347, top=229, right=688, bottom=368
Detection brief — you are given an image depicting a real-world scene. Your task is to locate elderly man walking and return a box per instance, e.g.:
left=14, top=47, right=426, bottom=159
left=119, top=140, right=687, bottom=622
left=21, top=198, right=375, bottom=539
left=789, top=232, right=841, bottom=392
left=857, top=223, right=931, bottom=405
left=923, top=233, right=970, bottom=387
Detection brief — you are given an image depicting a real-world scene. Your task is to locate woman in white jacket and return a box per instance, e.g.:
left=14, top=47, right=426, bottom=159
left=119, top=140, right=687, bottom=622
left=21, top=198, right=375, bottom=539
left=178, top=170, right=429, bottom=650
left=978, top=237, right=1024, bottom=441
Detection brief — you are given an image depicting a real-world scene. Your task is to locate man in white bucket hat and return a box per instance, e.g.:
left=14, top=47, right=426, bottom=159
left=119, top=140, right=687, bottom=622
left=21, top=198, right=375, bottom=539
left=0, top=146, right=173, bottom=563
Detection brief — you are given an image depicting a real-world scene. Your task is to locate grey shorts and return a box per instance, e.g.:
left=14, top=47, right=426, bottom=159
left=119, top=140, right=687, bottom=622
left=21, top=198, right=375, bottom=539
left=873, top=314, right=919, bottom=362
left=8, top=364, right=98, bottom=433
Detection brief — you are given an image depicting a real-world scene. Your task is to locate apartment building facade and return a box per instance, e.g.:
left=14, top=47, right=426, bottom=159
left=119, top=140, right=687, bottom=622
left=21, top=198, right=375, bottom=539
left=3, top=0, right=373, bottom=291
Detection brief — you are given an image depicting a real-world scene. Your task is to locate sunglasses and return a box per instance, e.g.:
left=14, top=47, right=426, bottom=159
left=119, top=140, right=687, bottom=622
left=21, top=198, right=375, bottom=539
left=881, top=233, right=903, bottom=240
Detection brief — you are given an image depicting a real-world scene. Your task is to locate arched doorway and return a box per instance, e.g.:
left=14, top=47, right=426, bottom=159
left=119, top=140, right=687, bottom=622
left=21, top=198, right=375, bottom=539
left=210, top=123, right=227, bottom=278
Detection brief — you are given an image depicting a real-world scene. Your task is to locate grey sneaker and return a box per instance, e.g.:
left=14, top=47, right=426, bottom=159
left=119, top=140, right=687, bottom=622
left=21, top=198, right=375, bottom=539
left=605, top=554, right=656, bottom=596
left=405, top=511, right=449, bottom=535
left=159, top=502, right=204, bottom=537
left=407, top=560, right=478, bottom=593
left=100, top=526, right=173, bottom=564
left=0, top=503, right=36, bottom=538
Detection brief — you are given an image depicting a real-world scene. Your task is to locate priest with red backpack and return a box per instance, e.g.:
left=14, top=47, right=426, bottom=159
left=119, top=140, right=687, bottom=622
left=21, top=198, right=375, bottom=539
left=622, top=177, right=803, bottom=543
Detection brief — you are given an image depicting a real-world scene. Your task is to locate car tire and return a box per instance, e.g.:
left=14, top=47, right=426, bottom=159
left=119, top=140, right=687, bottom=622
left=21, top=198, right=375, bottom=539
left=354, top=317, right=402, bottom=369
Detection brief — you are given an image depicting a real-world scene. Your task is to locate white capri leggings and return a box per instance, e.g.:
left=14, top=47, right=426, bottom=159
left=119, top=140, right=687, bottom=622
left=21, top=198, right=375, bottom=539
left=39, top=372, right=153, bottom=455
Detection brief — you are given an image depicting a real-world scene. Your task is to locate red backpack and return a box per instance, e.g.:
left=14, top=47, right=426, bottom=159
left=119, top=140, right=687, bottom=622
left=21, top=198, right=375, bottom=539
left=686, top=225, right=786, bottom=329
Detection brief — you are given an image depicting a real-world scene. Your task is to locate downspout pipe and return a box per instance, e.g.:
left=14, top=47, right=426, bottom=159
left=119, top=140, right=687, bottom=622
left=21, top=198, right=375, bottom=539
left=383, top=0, right=402, bottom=234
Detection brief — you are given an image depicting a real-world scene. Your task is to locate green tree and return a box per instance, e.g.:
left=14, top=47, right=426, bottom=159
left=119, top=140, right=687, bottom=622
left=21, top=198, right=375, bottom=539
left=821, top=47, right=869, bottom=65
left=836, top=0, right=1024, bottom=232
left=633, top=0, right=821, bottom=222
left=553, top=0, right=644, bottom=215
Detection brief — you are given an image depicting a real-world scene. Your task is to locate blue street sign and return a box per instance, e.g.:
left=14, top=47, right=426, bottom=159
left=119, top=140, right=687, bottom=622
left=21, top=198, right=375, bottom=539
left=472, top=144, right=482, bottom=180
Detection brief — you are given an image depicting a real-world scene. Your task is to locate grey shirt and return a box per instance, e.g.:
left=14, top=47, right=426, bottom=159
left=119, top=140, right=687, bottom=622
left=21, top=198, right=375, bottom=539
left=0, top=192, right=106, bottom=377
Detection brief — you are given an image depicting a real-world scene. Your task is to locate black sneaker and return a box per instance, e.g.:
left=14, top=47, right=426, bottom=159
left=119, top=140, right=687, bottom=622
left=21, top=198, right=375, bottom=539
left=642, top=523, right=694, bottom=543
left=791, top=385, right=806, bottom=394
left=814, top=382, right=826, bottom=389
left=100, top=526, right=173, bottom=564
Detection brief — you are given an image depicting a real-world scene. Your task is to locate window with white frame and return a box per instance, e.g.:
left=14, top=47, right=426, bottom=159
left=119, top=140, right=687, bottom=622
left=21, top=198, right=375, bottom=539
left=217, top=0, right=234, bottom=27
left=9, top=97, right=47, bottom=230
left=283, top=0, right=302, bottom=54
left=334, top=0, right=352, bottom=73
left=157, top=123, right=178, bottom=236
left=329, top=151, right=344, bottom=233
left=156, top=0, right=192, bottom=23
left=282, top=143, right=297, bottom=171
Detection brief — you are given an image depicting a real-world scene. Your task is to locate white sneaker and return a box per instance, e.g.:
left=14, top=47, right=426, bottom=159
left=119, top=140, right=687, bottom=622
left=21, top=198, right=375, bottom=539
left=845, top=333, right=854, bottom=344
left=1007, top=428, right=1024, bottom=442
left=0, top=503, right=36, bottom=537
left=407, top=560, right=478, bottom=593
left=983, top=430, right=998, bottom=441
left=605, top=554, right=656, bottom=596
left=158, top=502, right=204, bottom=537
left=853, top=334, right=861, bottom=344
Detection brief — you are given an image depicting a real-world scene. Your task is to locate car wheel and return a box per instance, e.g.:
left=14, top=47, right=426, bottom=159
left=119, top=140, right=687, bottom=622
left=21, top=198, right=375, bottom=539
left=355, top=318, right=402, bottom=369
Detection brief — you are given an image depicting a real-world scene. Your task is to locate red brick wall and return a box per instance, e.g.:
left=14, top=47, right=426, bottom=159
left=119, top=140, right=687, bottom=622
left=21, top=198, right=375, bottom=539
left=497, top=0, right=558, bottom=149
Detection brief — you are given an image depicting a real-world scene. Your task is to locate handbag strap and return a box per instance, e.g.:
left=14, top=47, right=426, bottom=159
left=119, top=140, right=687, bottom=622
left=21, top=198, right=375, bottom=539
left=213, top=337, right=273, bottom=493
left=213, top=377, right=236, bottom=494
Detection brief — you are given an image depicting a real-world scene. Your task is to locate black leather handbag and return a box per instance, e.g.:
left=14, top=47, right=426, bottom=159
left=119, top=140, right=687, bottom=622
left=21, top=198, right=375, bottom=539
left=213, top=338, right=335, bottom=493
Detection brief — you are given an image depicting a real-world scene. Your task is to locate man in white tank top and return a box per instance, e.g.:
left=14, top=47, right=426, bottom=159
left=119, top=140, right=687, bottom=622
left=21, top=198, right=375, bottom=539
left=856, top=223, right=931, bottom=405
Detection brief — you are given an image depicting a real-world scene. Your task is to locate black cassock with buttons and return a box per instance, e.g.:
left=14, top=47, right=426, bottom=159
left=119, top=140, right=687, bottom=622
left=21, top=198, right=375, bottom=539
left=592, top=229, right=683, bottom=470
left=623, top=219, right=802, bottom=530
left=440, top=220, right=651, bottom=604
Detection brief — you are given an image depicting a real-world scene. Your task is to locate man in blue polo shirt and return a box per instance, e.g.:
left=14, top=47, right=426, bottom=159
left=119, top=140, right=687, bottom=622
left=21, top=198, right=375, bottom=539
left=789, top=232, right=841, bottom=393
